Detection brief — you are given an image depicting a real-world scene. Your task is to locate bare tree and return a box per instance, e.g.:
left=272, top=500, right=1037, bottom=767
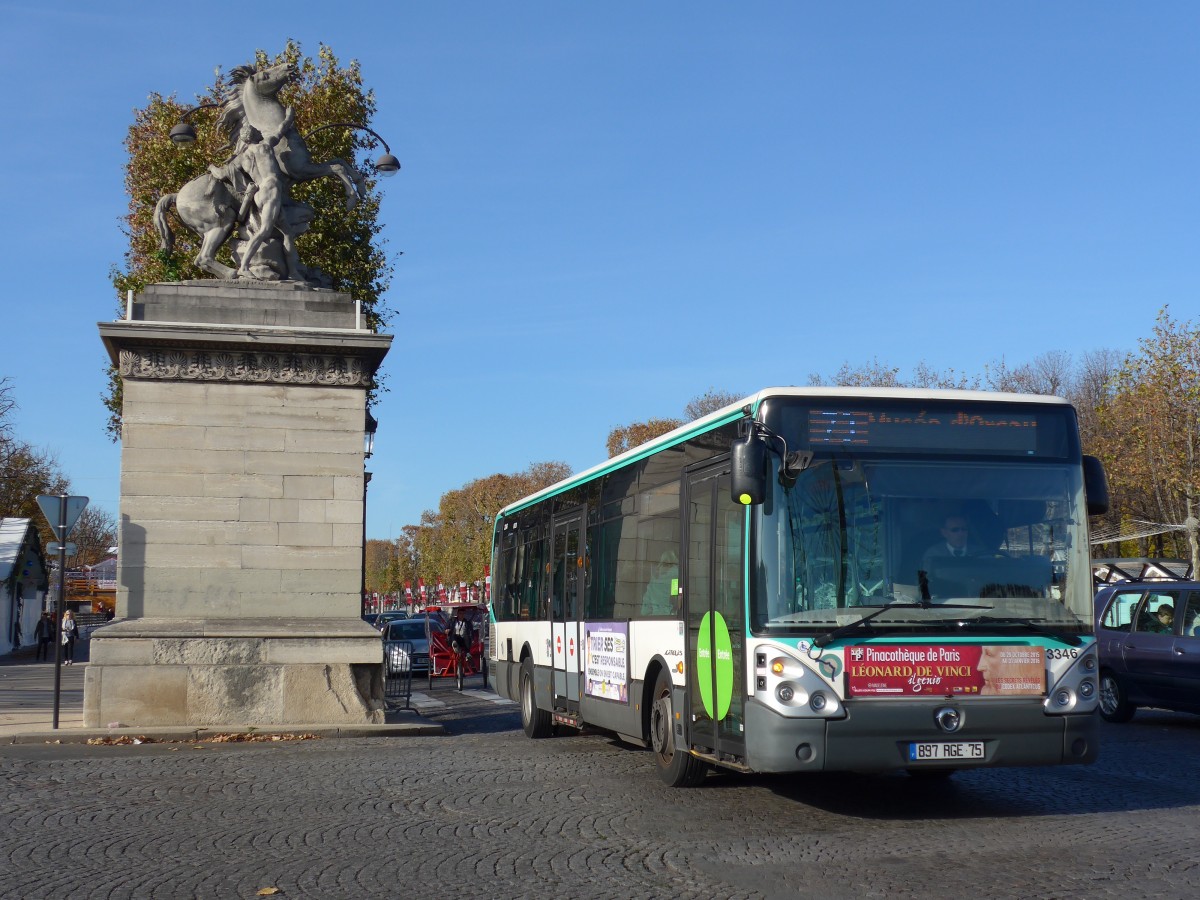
left=68, top=506, right=118, bottom=568
left=0, top=377, right=14, bottom=441
left=809, top=359, right=978, bottom=389
left=1068, top=348, right=1121, bottom=453
left=986, top=351, right=1073, bottom=396
left=684, top=389, right=744, bottom=421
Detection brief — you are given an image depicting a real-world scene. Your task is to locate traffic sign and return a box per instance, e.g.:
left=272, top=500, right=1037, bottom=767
left=36, top=495, right=89, bottom=539
left=47, top=543, right=77, bottom=556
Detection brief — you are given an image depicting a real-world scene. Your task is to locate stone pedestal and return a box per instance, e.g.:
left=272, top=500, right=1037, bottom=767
left=87, top=281, right=392, bottom=728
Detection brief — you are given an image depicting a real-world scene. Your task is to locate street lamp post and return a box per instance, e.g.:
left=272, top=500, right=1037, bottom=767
left=361, top=411, right=377, bottom=618
left=301, top=123, right=401, bottom=177
left=170, top=107, right=401, bottom=178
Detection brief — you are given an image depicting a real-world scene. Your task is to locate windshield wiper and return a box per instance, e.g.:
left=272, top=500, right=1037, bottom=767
left=811, top=601, right=991, bottom=649
left=810, top=604, right=909, bottom=649
left=957, top=615, right=1083, bottom=647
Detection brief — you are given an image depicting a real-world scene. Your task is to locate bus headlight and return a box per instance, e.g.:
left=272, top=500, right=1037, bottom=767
left=1044, top=646, right=1099, bottom=715
left=756, top=645, right=844, bottom=719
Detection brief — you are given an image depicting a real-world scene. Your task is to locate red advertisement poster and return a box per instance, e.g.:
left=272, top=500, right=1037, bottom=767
left=845, top=644, right=1046, bottom=697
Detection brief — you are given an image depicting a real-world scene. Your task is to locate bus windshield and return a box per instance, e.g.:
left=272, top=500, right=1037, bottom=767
left=752, top=454, right=1092, bottom=636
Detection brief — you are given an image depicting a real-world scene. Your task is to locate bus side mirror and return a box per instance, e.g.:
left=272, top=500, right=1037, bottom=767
left=1083, top=455, right=1109, bottom=517
left=731, top=433, right=768, bottom=505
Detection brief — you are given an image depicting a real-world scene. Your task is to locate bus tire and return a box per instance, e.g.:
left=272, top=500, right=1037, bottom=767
left=650, top=669, right=706, bottom=787
left=520, top=657, right=553, bottom=738
left=1098, top=671, right=1135, bottom=723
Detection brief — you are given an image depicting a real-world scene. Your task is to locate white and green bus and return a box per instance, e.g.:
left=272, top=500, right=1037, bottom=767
left=488, top=388, right=1108, bottom=786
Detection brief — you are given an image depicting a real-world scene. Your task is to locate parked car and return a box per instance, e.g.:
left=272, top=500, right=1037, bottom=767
left=367, top=611, right=410, bottom=632
left=1094, top=579, right=1200, bottom=722
left=383, top=618, right=433, bottom=675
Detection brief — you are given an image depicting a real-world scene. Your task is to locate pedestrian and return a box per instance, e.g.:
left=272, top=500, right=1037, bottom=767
left=34, top=612, right=54, bottom=662
left=61, top=610, right=79, bottom=665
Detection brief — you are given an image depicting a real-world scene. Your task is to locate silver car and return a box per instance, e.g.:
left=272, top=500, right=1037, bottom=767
left=383, top=619, right=433, bottom=675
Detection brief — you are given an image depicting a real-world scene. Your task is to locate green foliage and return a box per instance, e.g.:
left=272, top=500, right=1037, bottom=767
left=105, top=39, right=395, bottom=440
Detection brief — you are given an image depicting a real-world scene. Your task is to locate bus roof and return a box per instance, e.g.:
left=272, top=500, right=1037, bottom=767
left=497, top=386, right=1073, bottom=518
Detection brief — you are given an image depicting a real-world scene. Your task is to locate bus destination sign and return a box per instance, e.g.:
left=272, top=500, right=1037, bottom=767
left=807, top=407, right=1042, bottom=455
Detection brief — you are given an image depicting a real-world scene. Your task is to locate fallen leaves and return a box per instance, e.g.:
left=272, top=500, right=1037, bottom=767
left=79, top=732, right=321, bottom=747
left=206, top=732, right=320, bottom=743
left=86, top=736, right=157, bottom=745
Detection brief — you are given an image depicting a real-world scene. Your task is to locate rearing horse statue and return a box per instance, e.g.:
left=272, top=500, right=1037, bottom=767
left=154, top=60, right=370, bottom=283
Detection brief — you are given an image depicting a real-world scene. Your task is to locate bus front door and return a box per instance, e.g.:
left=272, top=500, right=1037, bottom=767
left=683, top=464, right=746, bottom=762
left=550, top=508, right=584, bottom=708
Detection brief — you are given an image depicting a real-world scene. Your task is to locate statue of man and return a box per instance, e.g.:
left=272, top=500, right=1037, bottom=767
left=209, top=108, right=305, bottom=281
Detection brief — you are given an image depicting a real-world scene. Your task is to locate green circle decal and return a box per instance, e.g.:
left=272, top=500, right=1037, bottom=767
left=696, top=611, right=734, bottom=721
left=697, top=612, right=714, bottom=718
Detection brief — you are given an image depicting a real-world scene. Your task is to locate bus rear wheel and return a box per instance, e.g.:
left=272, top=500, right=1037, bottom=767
left=520, top=658, right=553, bottom=738
left=650, top=670, right=706, bottom=787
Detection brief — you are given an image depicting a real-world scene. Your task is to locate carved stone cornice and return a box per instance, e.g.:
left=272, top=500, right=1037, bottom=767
left=119, top=347, right=372, bottom=387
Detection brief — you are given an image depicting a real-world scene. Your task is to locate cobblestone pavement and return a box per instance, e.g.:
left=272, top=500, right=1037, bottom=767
left=2, top=678, right=1199, bottom=900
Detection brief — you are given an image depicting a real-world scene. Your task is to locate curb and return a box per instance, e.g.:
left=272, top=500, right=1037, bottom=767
left=3, top=721, right=446, bottom=745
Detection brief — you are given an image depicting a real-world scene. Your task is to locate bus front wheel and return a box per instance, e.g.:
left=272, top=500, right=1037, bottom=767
left=650, top=670, right=706, bottom=787
left=1098, top=671, right=1135, bottom=723
left=520, top=658, right=553, bottom=738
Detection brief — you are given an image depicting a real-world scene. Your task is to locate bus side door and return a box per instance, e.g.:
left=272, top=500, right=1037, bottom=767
left=550, top=507, right=585, bottom=707
left=683, top=463, right=746, bottom=762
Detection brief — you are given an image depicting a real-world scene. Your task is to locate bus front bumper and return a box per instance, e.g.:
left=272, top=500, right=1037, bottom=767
left=742, top=696, right=1098, bottom=774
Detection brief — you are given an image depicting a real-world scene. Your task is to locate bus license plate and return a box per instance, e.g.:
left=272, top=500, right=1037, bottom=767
left=908, top=741, right=984, bottom=762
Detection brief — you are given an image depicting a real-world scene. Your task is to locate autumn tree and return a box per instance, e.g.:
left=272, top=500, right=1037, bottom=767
left=364, top=527, right=423, bottom=596
left=605, top=389, right=748, bottom=459
left=105, top=40, right=395, bottom=440
left=1099, top=308, right=1200, bottom=573
left=0, top=381, right=71, bottom=548
left=413, top=461, right=571, bottom=586
left=606, top=418, right=684, bottom=458
left=364, top=539, right=393, bottom=595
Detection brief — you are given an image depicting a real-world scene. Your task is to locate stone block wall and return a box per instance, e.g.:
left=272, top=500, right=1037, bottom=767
left=118, top=380, right=365, bottom=619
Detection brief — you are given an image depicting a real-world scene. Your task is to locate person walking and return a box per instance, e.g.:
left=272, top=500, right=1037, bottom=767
left=33, top=612, right=54, bottom=662
left=61, top=610, right=79, bottom=665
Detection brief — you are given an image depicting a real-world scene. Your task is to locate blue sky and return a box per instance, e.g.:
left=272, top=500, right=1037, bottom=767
left=1, top=3, right=1196, bottom=539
